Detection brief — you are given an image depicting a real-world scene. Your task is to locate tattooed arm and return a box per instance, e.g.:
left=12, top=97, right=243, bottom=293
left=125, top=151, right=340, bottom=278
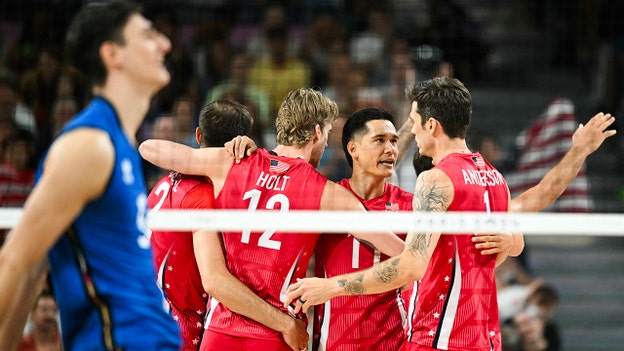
left=285, top=170, right=452, bottom=312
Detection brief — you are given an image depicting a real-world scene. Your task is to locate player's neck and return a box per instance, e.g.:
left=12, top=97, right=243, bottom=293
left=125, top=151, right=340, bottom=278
left=93, top=82, right=152, bottom=143
left=432, top=138, right=470, bottom=164
left=272, top=144, right=311, bottom=162
left=349, top=171, right=386, bottom=200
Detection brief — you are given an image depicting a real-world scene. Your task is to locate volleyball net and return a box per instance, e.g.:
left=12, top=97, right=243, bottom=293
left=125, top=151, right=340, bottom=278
left=1, top=208, right=622, bottom=236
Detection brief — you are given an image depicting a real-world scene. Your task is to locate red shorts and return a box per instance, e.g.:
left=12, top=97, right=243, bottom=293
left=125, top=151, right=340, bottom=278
left=200, top=330, right=291, bottom=351
left=399, top=342, right=439, bottom=351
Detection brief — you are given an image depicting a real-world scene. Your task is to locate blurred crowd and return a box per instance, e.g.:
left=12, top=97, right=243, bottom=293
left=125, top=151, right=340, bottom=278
left=0, top=0, right=495, bottom=192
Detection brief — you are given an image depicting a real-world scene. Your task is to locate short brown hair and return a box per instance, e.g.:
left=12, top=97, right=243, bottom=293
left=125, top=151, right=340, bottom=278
left=407, top=77, right=472, bottom=139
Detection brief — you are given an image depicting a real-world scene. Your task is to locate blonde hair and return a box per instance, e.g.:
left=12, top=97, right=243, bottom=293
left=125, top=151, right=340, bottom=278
left=275, top=88, right=339, bottom=146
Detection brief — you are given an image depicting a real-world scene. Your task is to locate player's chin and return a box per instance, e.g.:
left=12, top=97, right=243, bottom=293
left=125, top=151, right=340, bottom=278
left=156, top=70, right=171, bottom=86
left=377, top=166, right=394, bottom=178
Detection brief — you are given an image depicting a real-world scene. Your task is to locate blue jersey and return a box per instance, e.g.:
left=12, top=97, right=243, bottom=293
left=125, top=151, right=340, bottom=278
left=38, top=97, right=180, bottom=350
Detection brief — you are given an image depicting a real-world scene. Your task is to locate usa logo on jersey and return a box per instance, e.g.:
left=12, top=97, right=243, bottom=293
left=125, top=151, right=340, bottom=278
left=471, top=155, right=486, bottom=170
left=269, top=159, right=290, bottom=174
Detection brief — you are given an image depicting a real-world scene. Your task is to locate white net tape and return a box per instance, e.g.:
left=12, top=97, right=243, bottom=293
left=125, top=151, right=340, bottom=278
left=1, top=208, right=623, bottom=236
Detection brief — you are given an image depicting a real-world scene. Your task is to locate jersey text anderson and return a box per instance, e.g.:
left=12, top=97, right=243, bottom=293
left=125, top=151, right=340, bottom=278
left=462, top=168, right=505, bottom=186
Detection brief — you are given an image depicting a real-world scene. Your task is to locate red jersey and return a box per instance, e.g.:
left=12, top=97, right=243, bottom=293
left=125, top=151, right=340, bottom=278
left=147, top=172, right=215, bottom=351
left=208, top=148, right=327, bottom=341
left=17, top=333, right=62, bottom=351
left=0, top=163, right=35, bottom=207
left=404, top=153, right=509, bottom=351
left=314, top=180, right=413, bottom=351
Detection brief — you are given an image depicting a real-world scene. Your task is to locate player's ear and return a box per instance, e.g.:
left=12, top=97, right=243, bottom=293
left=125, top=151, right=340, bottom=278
left=428, top=117, right=438, bottom=135
left=195, top=127, right=201, bottom=146
left=100, top=40, right=122, bottom=70
left=312, top=124, right=322, bottom=143
left=347, top=140, right=358, bottom=160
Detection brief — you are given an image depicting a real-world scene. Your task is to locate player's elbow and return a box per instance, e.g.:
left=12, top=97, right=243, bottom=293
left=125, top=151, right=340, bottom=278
left=400, top=257, right=427, bottom=282
left=406, top=267, right=426, bottom=282
left=200, top=275, right=221, bottom=298
left=509, top=233, right=525, bottom=256
left=399, top=251, right=429, bottom=282
left=138, top=141, right=153, bottom=160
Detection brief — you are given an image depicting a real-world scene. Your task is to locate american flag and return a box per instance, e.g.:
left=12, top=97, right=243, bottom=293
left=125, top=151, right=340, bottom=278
left=471, top=155, right=486, bottom=169
left=506, top=98, right=592, bottom=212
left=385, top=202, right=399, bottom=212
left=269, top=159, right=290, bottom=174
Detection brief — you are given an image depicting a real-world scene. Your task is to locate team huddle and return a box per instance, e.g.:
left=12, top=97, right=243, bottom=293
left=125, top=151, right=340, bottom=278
left=0, top=2, right=617, bottom=351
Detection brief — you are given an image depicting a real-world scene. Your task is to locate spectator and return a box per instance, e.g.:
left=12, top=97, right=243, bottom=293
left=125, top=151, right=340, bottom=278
left=506, top=98, right=593, bottom=213
left=171, top=96, right=198, bottom=146
left=509, top=283, right=561, bottom=351
left=16, top=291, right=61, bottom=351
left=379, top=46, right=416, bottom=121
left=206, top=52, right=270, bottom=146
left=301, top=11, right=345, bottom=87
left=144, top=114, right=177, bottom=188
left=472, top=132, right=516, bottom=174
left=18, top=48, right=62, bottom=147
left=50, top=96, right=78, bottom=138
left=323, top=51, right=355, bottom=114
left=0, top=129, right=36, bottom=207
left=349, top=5, right=393, bottom=82
left=245, top=5, right=303, bottom=62
left=249, top=25, right=311, bottom=123
left=524, top=284, right=561, bottom=351
left=0, top=78, right=36, bottom=137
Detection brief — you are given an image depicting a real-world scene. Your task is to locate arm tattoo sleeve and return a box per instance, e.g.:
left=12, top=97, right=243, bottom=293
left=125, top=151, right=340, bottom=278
left=408, top=172, right=451, bottom=260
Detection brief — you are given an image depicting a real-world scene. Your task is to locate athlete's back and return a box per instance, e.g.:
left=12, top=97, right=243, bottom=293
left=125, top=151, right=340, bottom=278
left=210, top=148, right=327, bottom=340
left=44, top=98, right=180, bottom=350
left=405, top=152, right=509, bottom=351
left=148, top=171, right=214, bottom=350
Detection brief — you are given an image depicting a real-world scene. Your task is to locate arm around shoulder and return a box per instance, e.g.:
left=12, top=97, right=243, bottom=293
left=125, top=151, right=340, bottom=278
left=139, top=139, right=233, bottom=184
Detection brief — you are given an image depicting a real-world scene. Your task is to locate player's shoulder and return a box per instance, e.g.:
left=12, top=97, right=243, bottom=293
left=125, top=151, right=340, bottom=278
left=385, top=182, right=412, bottom=196
left=49, top=129, right=114, bottom=167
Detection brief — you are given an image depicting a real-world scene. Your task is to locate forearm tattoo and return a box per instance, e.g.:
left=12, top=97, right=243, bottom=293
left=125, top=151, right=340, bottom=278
left=338, top=274, right=365, bottom=294
left=406, top=233, right=432, bottom=260
left=373, top=258, right=400, bottom=283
